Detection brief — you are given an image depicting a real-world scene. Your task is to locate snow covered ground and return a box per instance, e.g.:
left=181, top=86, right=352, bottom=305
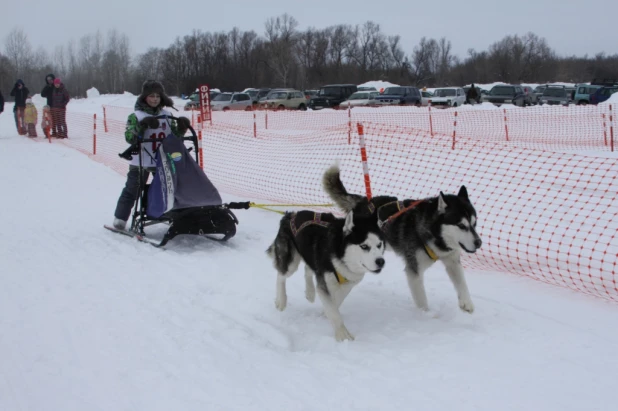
left=1, top=98, right=618, bottom=411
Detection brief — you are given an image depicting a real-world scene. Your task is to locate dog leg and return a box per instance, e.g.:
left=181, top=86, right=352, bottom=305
left=405, top=266, right=429, bottom=311
left=274, top=251, right=302, bottom=311
left=443, top=257, right=474, bottom=313
left=275, top=274, right=288, bottom=311
left=304, top=266, right=316, bottom=303
left=317, top=287, right=354, bottom=341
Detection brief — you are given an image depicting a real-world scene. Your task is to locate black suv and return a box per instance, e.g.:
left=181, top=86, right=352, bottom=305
left=308, top=84, right=358, bottom=110
left=374, top=86, right=422, bottom=106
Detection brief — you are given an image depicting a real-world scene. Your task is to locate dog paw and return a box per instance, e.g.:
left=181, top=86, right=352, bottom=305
left=459, top=298, right=474, bottom=313
left=275, top=297, right=287, bottom=311
left=305, top=287, right=315, bottom=303
left=334, top=326, right=355, bottom=342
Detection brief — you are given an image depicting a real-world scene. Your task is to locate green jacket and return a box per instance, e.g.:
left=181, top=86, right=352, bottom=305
left=125, top=100, right=183, bottom=144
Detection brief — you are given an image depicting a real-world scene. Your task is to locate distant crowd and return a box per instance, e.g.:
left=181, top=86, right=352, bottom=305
left=0, top=74, right=70, bottom=138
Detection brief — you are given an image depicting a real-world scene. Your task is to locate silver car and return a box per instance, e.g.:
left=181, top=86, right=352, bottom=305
left=211, top=93, right=253, bottom=111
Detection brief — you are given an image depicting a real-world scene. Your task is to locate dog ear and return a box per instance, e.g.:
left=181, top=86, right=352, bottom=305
left=343, top=211, right=355, bottom=236
left=438, top=192, right=448, bottom=214
left=458, top=185, right=469, bottom=200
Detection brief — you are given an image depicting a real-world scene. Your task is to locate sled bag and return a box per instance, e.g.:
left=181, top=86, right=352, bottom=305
left=147, top=134, right=223, bottom=218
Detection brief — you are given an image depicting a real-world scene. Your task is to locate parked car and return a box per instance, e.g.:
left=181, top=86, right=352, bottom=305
left=539, top=85, right=570, bottom=106
left=261, top=90, right=308, bottom=110
left=211, top=92, right=253, bottom=111
left=533, top=85, right=548, bottom=102
left=340, top=91, right=380, bottom=107
left=573, top=84, right=603, bottom=105
left=308, top=84, right=358, bottom=110
left=244, top=88, right=271, bottom=105
left=589, top=86, right=618, bottom=105
left=183, top=90, right=220, bottom=111
left=374, top=86, right=422, bottom=106
left=429, top=87, right=466, bottom=107
left=303, top=90, right=319, bottom=100
left=420, top=90, right=433, bottom=106
left=483, top=85, right=526, bottom=107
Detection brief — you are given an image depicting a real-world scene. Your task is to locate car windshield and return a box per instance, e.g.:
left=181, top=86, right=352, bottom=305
left=319, top=87, right=342, bottom=97
left=490, top=86, right=515, bottom=96
left=434, top=89, right=456, bottom=97
left=543, top=88, right=566, bottom=97
left=213, top=93, right=232, bottom=102
left=533, top=86, right=546, bottom=93
left=246, top=90, right=258, bottom=98
left=267, top=92, right=288, bottom=100
left=348, top=92, right=369, bottom=100
left=383, top=87, right=405, bottom=95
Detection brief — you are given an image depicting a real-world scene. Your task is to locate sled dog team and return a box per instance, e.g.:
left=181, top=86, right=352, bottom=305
left=267, top=164, right=482, bottom=341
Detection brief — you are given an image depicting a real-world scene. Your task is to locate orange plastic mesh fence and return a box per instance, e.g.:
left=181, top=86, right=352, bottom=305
left=45, top=103, right=618, bottom=302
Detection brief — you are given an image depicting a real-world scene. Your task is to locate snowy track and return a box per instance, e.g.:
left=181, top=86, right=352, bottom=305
left=1, top=127, right=617, bottom=410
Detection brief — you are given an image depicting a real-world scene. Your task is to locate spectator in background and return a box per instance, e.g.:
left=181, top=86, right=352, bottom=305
left=24, top=98, right=38, bottom=137
left=466, top=83, right=479, bottom=105
left=0, top=89, right=4, bottom=114
left=10, top=79, right=29, bottom=135
left=41, top=73, right=56, bottom=136
left=51, top=78, right=70, bottom=138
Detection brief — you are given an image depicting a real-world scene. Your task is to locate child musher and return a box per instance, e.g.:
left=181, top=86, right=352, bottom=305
left=112, top=80, right=191, bottom=230
left=24, top=98, right=38, bottom=137
left=42, top=106, right=52, bottom=138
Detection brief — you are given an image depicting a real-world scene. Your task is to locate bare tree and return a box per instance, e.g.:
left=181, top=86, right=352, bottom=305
left=264, top=13, right=298, bottom=86
left=4, top=28, right=33, bottom=75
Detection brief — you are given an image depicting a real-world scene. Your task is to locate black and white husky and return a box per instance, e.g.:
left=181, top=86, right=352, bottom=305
left=323, top=165, right=482, bottom=314
left=266, top=210, right=386, bottom=341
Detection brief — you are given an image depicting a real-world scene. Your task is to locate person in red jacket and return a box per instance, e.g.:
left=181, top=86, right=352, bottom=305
left=51, top=78, right=70, bottom=138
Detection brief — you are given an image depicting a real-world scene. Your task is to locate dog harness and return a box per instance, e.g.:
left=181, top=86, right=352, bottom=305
left=289, top=212, right=348, bottom=283
left=375, top=200, right=438, bottom=262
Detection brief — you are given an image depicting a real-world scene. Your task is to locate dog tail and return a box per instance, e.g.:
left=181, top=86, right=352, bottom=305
left=322, top=163, right=364, bottom=213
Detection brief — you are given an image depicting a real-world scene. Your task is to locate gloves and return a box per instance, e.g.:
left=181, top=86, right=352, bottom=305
left=176, top=116, right=191, bottom=135
left=139, top=116, right=160, bottom=129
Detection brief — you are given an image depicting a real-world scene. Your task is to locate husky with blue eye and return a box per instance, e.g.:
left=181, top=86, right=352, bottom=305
left=266, top=210, right=386, bottom=341
left=323, top=164, right=482, bottom=314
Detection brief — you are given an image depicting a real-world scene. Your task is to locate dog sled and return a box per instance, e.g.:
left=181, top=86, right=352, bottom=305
left=104, top=116, right=249, bottom=247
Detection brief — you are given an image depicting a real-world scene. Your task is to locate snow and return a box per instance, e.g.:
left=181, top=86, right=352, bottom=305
left=357, top=80, right=400, bottom=91
left=86, top=87, right=101, bottom=99
left=1, top=95, right=618, bottom=411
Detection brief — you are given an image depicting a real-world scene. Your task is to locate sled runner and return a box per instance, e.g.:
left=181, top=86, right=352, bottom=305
left=106, top=116, right=249, bottom=247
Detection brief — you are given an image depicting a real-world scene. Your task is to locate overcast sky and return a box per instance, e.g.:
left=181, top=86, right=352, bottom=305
left=3, top=0, right=617, bottom=60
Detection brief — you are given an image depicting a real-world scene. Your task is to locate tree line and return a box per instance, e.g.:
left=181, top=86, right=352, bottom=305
left=2, top=15, right=617, bottom=98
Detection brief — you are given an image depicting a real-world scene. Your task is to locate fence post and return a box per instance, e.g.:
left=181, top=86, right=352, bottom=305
left=610, top=104, right=615, bottom=152
left=253, top=111, right=257, bottom=138
left=347, top=101, right=352, bottom=144
left=504, top=108, right=509, bottom=141
left=452, top=111, right=458, bottom=150
left=602, top=113, right=607, bottom=146
left=198, top=129, right=204, bottom=168
left=356, top=123, right=372, bottom=200
left=265, top=110, right=268, bottom=130
left=93, top=114, right=97, bottom=155
left=428, top=102, right=434, bottom=136
left=102, top=106, right=108, bottom=133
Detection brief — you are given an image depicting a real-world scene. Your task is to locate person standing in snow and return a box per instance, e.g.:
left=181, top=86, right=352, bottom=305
left=50, top=78, right=70, bottom=138
left=24, top=98, right=38, bottom=137
left=112, top=80, right=191, bottom=230
left=466, top=83, right=479, bottom=105
left=0, top=89, right=5, bottom=114
left=41, top=74, right=56, bottom=135
left=10, top=79, right=29, bottom=135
